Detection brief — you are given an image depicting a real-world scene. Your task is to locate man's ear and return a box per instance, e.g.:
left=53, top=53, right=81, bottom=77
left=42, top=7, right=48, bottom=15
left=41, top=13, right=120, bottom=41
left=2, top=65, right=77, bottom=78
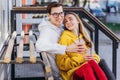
left=47, top=13, right=50, bottom=18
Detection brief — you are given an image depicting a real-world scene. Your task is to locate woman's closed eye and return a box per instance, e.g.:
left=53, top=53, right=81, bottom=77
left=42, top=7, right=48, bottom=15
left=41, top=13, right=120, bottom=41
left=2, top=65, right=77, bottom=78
left=64, top=17, right=73, bottom=23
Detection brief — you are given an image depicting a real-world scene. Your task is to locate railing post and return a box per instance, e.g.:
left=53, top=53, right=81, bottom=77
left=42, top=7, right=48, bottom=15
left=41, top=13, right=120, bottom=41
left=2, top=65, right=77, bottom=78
left=94, top=27, right=99, bottom=54
left=112, top=41, right=118, bottom=78
left=11, top=10, right=14, bottom=32
left=90, top=31, right=94, bottom=41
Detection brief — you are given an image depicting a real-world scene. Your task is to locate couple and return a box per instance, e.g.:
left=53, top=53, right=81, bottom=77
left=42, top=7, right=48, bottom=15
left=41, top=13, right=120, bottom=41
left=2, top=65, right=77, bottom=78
left=35, top=2, right=114, bottom=80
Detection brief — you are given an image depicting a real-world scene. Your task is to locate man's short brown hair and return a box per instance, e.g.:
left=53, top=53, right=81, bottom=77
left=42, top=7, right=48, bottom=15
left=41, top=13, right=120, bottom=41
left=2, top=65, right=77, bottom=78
left=47, top=2, right=63, bottom=14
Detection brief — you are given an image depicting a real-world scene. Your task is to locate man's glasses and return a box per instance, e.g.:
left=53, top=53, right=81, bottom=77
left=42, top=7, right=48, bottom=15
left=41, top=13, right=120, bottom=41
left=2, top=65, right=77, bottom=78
left=51, top=12, right=64, bottom=18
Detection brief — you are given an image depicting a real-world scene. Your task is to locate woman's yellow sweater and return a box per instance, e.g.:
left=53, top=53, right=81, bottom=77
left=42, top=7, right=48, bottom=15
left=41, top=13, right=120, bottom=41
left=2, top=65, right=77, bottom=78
left=56, top=30, right=100, bottom=80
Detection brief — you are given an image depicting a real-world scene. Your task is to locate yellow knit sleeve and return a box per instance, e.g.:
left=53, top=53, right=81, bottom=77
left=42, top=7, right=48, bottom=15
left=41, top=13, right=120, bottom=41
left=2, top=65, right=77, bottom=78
left=93, top=52, right=101, bottom=63
left=56, top=53, right=85, bottom=71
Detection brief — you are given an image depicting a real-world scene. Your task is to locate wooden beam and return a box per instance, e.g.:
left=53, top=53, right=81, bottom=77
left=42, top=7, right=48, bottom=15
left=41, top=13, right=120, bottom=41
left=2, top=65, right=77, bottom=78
left=29, top=30, right=37, bottom=63
left=40, top=52, right=54, bottom=80
left=4, top=31, right=17, bottom=63
left=16, top=31, right=24, bottom=63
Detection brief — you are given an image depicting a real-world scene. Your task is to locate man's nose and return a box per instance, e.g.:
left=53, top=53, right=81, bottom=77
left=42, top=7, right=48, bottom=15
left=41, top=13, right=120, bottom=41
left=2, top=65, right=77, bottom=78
left=57, top=14, right=63, bottom=18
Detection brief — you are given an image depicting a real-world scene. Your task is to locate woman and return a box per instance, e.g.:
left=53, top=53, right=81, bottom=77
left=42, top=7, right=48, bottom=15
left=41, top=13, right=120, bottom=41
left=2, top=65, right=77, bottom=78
left=56, top=12, right=107, bottom=80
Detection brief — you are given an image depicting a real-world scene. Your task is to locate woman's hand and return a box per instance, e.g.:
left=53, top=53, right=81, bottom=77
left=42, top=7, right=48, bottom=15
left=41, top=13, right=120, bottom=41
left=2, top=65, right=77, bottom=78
left=84, top=53, right=94, bottom=62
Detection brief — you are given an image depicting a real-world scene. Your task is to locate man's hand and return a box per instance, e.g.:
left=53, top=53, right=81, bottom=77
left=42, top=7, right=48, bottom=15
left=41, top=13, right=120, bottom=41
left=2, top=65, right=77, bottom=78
left=66, top=43, right=85, bottom=53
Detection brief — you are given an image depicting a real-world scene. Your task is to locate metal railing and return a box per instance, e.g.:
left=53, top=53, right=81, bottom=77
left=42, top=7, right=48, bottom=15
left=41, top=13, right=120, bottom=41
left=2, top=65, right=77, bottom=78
left=76, top=8, right=120, bottom=77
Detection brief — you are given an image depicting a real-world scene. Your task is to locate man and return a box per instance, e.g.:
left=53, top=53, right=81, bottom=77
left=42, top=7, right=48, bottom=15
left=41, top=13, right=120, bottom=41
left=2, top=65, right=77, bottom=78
left=35, top=2, right=85, bottom=79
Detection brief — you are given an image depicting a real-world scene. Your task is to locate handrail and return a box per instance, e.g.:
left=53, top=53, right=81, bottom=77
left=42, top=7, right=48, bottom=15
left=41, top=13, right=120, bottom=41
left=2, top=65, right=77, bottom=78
left=0, top=35, right=11, bottom=59
left=82, top=19, right=95, bottom=32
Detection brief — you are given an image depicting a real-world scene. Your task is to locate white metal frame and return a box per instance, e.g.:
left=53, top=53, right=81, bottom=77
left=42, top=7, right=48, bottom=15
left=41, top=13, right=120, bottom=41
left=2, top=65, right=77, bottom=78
left=0, top=0, right=11, bottom=50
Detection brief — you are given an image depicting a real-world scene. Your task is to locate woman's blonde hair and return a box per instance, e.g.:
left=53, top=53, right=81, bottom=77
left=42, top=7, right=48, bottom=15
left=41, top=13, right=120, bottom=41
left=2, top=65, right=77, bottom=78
left=66, top=12, right=93, bottom=47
